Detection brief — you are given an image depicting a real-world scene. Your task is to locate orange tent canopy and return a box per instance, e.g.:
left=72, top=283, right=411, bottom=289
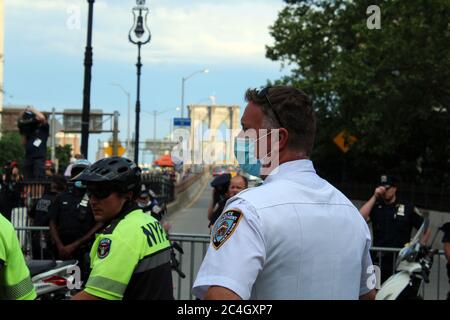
left=153, top=154, right=174, bottom=167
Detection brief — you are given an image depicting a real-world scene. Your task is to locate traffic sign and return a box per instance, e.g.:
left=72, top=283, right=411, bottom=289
left=104, top=143, right=126, bottom=157
left=333, top=130, right=357, bottom=153
left=173, top=117, right=191, bottom=127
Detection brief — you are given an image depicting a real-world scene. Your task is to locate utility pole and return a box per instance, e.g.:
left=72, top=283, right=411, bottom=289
left=80, top=0, right=95, bottom=158
left=112, top=111, right=119, bottom=156
left=153, top=110, right=157, bottom=140
left=50, top=108, right=56, bottom=163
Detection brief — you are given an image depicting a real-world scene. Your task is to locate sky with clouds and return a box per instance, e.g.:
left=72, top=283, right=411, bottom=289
left=3, top=0, right=290, bottom=161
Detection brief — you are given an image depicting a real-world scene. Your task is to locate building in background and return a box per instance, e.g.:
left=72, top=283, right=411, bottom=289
left=55, top=132, right=81, bottom=155
left=186, top=104, right=240, bottom=166
left=1, top=105, right=27, bottom=133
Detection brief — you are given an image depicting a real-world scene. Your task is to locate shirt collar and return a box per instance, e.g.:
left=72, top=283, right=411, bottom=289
left=102, top=201, right=140, bottom=234
left=263, top=159, right=316, bottom=184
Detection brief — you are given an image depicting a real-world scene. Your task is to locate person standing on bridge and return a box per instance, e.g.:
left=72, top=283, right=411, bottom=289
left=72, top=157, right=173, bottom=300
left=17, top=107, right=49, bottom=180
left=208, top=174, right=248, bottom=230
left=193, top=85, right=375, bottom=300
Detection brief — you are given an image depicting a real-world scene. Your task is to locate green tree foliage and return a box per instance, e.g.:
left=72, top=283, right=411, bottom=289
left=266, top=0, right=450, bottom=186
left=47, top=144, right=72, bottom=169
left=0, top=133, right=25, bottom=171
left=56, top=144, right=72, bottom=169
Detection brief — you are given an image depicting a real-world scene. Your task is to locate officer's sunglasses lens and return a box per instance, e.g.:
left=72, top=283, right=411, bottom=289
left=87, top=188, right=113, bottom=199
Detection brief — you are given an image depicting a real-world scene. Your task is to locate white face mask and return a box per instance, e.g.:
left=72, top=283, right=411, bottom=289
left=138, top=201, right=152, bottom=208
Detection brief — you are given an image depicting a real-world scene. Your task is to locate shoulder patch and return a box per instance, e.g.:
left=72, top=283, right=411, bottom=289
left=97, top=238, right=112, bottom=259
left=211, top=209, right=243, bottom=250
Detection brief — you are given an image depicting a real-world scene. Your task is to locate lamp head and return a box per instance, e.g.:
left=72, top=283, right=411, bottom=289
left=129, top=0, right=151, bottom=45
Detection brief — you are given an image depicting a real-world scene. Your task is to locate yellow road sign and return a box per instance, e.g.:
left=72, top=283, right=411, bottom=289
left=104, top=143, right=126, bottom=157
left=333, top=130, right=357, bottom=153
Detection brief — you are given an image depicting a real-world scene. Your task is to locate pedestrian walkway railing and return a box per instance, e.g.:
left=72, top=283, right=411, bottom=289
left=15, top=226, right=49, bottom=260
left=168, top=234, right=449, bottom=300
left=18, top=180, right=52, bottom=204
left=13, top=228, right=449, bottom=300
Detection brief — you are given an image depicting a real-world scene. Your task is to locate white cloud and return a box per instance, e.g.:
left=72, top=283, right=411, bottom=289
left=4, top=0, right=284, bottom=65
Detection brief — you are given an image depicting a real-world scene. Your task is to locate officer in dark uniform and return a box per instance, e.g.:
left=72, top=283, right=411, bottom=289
left=207, top=173, right=231, bottom=228
left=136, top=184, right=164, bottom=221
left=49, top=160, right=102, bottom=282
left=441, top=222, right=450, bottom=300
left=360, top=175, right=430, bottom=283
left=18, top=107, right=49, bottom=179
left=28, top=174, right=66, bottom=259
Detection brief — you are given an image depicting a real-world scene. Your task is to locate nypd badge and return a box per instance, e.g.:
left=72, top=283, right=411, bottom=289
left=97, top=238, right=112, bottom=259
left=396, top=204, right=405, bottom=216
left=212, top=209, right=243, bottom=250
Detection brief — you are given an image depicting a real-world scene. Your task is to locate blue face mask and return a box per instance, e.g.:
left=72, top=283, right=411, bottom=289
left=74, top=181, right=86, bottom=189
left=234, top=137, right=262, bottom=177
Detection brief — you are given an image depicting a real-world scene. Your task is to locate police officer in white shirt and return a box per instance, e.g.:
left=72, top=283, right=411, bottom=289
left=192, top=86, right=376, bottom=300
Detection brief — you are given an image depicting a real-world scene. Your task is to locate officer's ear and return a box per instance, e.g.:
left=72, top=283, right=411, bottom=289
left=278, top=127, right=289, bottom=151
left=270, top=127, right=289, bottom=153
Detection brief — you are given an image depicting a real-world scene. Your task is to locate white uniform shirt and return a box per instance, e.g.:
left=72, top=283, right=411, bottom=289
left=192, top=160, right=374, bottom=300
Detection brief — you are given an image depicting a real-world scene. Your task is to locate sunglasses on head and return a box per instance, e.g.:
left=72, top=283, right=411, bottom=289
left=257, top=86, right=285, bottom=128
left=86, top=187, right=115, bottom=200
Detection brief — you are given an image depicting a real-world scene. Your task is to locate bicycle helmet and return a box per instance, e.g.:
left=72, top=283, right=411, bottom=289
left=71, top=159, right=91, bottom=178
left=73, top=156, right=141, bottom=196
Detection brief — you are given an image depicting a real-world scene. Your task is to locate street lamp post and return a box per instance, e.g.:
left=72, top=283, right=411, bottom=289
left=142, top=107, right=180, bottom=140
left=110, top=83, right=131, bottom=155
left=129, top=0, right=151, bottom=164
left=81, top=0, right=95, bottom=159
left=181, top=68, right=209, bottom=118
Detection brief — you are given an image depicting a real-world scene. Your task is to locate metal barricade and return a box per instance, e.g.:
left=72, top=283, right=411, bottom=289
left=11, top=207, right=30, bottom=251
left=14, top=229, right=449, bottom=300
left=8, top=180, right=52, bottom=249
left=168, top=235, right=449, bottom=300
left=170, top=233, right=211, bottom=300
left=14, top=226, right=50, bottom=260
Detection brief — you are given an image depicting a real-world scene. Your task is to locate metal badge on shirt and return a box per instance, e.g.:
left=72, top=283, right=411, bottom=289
left=396, top=204, right=405, bottom=217
left=211, top=209, right=243, bottom=250
left=78, top=194, right=89, bottom=208
left=33, top=138, right=42, bottom=147
left=97, top=238, right=112, bottom=259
